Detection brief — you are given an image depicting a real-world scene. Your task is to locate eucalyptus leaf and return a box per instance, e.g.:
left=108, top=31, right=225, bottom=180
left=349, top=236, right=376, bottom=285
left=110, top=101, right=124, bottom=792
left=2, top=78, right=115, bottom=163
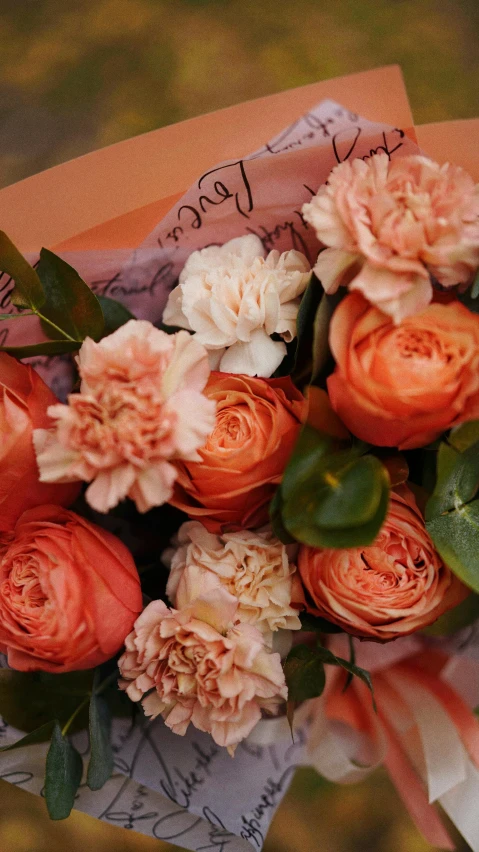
left=292, top=273, right=322, bottom=381
left=449, top=421, right=479, bottom=453
left=281, top=424, right=332, bottom=496
left=423, top=592, right=479, bottom=636
left=97, top=296, right=135, bottom=336
left=37, top=248, right=104, bottom=342
left=427, top=501, right=479, bottom=593
left=311, top=294, right=333, bottom=381
left=269, top=488, right=296, bottom=545
left=45, top=722, right=83, bottom=820
left=87, top=691, right=113, bottom=791
left=0, top=669, right=93, bottom=733
left=0, top=231, right=45, bottom=310
left=0, top=721, right=55, bottom=752
left=281, top=442, right=390, bottom=549
left=0, top=340, right=80, bottom=358
left=283, top=644, right=326, bottom=702
left=426, top=441, right=479, bottom=519
left=0, top=312, right=35, bottom=320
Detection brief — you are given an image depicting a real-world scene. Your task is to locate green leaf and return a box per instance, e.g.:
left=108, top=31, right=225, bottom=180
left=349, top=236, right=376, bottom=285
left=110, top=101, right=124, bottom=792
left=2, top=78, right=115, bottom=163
left=269, top=488, right=296, bottom=544
left=449, top=421, right=479, bottom=453
left=292, top=274, right=321, bottom=381
left=0, top=669, right=93, bottom=733
left=283, top=644, right=326, bottom=702
left=0, top=231, right=45, bottom=310
left=0, top=312, right=35, bottom=320
left=423, top=592, right=479, bottom=636
left=314, top=644, right=375, bottom=709
left=311, top=294, right=333, bottom=381
left=97, top=296, right=134, bottom=336
left=0, top=721, right=55, bottom=752
left=281, top=430, right=390, bottom=548
left=427, top=501, right=479, bottom=593
left=299, top=612, right=343, bottom=634
left=0, top=340, right=80, bottom=358
left=281, top=424, right=332, bottom=496
left=45, top=722, right=83, bottom=820
left=470, top=269, right=479, bottom=300
left=426, top=441, right=479, bottom=519
left=37, top=248, right=104, bottom=342
left=87, top=691, right=113, bottom=791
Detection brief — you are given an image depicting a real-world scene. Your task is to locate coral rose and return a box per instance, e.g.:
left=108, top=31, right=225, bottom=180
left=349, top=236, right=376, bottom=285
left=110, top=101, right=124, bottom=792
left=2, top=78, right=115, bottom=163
left=302, top=153, right=479, bottom=323
left=33, top=320, right=216, bottom=513
left=298, top=486, right=467, bottom=641
left=118, top=587, right=287, bottom=750
left=327, top=292, right=479, bottom=449
left=0, top=352, right=80, bottom=531
left=169, top=373, right=307, bottom=531
left=164, top=521, right=303, bottom=634
left=0, top=505, right=142, bottom=672
left=163, top=234, right=311, bottom=377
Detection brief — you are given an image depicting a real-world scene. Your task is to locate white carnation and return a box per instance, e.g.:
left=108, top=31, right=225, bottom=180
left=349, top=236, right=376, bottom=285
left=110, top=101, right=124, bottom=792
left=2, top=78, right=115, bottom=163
left=163, top=235, right=311, bottom=377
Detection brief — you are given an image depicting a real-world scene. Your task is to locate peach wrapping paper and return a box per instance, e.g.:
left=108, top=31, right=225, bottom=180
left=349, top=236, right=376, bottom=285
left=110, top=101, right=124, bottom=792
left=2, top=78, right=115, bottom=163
left=0, top=67, right=479, bottom=852
left=0, top=65, right=421, bottom=396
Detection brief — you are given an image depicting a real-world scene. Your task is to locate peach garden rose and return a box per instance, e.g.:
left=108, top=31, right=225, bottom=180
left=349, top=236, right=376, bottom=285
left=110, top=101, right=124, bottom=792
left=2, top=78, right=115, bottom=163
left=327, top=292, right=479, bottom=450
left=0, top=505, right=142, bottom=672
left=298, top=486, right=467, bottom=641
left=302, top=153, right=479, bottom=323
left=118, top=587, right=287, bottom=751
left=33, top=320, right=216, bottom=514
left=169, top=372, right=308, bottom=532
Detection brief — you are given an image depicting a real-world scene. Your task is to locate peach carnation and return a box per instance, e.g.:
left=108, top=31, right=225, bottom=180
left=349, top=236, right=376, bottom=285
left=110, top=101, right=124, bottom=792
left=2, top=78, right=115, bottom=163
left=33, top=321, right=216, bottom=513
left=118, top=588, right=287, bottom=750
left=298, top=486, right=468, bottom=641
left=163, top=235, right=311, bottom=377
left=163, top=521, right=303, bottom=635
left=302, top=153, right=479, bottom=323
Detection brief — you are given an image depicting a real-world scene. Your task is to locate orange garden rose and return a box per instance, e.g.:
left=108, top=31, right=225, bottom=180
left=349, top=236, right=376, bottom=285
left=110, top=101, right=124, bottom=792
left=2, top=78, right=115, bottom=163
left=0, top=352, right=80, bottom=531
left=298, top=486, right=467, bottom=641
left=0, top=505, right=142, bottom=672
left=170, top=373, right=307, bottom=532
left=327, top=293, right=479, bottom=450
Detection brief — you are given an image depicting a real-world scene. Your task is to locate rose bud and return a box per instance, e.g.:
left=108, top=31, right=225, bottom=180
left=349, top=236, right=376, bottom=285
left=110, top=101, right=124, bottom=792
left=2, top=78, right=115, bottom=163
left=0, top=352, right=80, bottom=531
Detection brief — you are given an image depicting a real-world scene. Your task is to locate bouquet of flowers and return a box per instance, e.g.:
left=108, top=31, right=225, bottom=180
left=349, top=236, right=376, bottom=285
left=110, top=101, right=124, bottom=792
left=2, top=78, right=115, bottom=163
left=0, top=66, right=479, bottom=852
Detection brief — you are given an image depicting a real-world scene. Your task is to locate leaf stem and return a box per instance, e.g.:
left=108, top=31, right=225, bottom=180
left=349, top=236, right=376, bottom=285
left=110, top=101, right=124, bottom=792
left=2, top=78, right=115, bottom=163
left=36, top=311, right=78, bottom=343
left=61, top=696, right=90, bottom=737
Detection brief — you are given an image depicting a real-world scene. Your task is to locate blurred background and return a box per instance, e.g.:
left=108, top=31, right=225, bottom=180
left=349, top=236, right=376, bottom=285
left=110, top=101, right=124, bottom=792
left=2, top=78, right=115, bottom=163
left=0, top=0, right=477, bottom=850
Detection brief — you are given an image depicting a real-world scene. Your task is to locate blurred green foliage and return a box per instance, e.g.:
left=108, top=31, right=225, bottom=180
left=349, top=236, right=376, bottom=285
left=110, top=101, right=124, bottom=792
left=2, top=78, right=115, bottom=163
left=0, top=0, right=478, bottom=186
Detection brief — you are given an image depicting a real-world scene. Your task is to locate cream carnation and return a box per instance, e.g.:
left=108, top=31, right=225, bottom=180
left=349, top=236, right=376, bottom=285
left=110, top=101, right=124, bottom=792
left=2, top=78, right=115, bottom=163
left=163, top=235, right=311, bottom=377
left=118, top=588, right=287, bottom=750
left=33, top=321, right=216, bottom=514
left=164, top=521, right=303, bottom=635
left=302, top=153, right=479, bottom=323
